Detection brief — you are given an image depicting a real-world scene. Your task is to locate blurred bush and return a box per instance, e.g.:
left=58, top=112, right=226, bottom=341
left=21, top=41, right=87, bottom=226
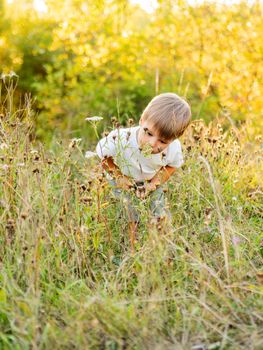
left=1, top=0, right=262, bottom=143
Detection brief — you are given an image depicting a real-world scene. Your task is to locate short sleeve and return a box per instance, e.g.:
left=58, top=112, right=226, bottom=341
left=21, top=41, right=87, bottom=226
left=166, top=140, right=184, bottom=168
left=95, top=129, right=118, bottom=159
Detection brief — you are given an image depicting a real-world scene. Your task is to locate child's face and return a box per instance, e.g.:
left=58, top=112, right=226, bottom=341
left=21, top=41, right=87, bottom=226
left=137, top=118, right=173, bottom=154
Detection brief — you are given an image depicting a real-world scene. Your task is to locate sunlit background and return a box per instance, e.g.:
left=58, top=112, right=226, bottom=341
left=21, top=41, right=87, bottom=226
left=1, top=0, right=262, bottom=141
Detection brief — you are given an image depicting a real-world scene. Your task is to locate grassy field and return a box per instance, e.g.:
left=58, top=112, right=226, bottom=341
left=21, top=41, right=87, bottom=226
left=0, top=82, right=262, bottom=349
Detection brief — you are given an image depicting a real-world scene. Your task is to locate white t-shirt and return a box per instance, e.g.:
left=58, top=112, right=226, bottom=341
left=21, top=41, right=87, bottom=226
left=95, top=126, right=184, bottom=182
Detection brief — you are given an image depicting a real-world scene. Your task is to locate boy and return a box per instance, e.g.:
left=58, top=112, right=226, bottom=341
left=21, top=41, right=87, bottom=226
left=96, top=93, right=191, bottom=249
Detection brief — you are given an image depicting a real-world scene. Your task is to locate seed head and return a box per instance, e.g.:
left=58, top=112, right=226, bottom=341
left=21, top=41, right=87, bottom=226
left=80, top=184, right=87, bottom=191
left=128, top=118, right=134, bottom=126
left=7, top=219, right=15, bottom=226
left=83, top=196, right=92, bottom=203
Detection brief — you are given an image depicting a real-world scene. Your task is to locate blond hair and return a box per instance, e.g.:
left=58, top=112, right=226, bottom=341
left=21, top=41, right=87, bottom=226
left=141, top=93, right=191, bottom=140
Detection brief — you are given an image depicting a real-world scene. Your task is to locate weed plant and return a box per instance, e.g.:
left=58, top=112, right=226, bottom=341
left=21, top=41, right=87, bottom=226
left=0, top=76, right=262, bottom=349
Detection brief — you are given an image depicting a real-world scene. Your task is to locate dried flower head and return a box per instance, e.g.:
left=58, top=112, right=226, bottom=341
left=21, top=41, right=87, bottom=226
left=69, top=138, right=82, bottom=149
left=21, top=212, right=28, bottom=219
left=80, top=184, right=87, bottom=191
left=128, top=118, right=134, bottom=126
left=126, top=131, right=131, bottom=141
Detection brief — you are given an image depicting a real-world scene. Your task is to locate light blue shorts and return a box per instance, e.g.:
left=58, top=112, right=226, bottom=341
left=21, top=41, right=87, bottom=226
left=108, top=179, right=171, bottom=223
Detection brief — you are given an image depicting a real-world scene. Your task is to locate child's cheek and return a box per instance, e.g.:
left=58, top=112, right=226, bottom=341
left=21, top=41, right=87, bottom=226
left=141, top=135, right=147, bottom=145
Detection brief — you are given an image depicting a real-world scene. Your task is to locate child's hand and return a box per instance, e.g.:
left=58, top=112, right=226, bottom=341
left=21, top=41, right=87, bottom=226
left=115, top=175, right=134, bottom=191
left=135, top=182, right=157, bottom=199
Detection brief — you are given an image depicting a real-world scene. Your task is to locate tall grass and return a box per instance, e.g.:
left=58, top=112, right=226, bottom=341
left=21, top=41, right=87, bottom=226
left=0, top=76, right=262, bottom=349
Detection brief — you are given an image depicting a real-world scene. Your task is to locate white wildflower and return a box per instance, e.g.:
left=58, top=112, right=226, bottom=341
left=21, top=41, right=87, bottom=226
left=80, top=225, right=89, bottom=234
left=85, top=116, right=103, bottom=122
left=71, top=138, right=82, bottom=143
left=85, top=151, right=97, bottom=159
left=17, top=163, right=25, bottom=167
left=9, top=71, right=18, bottom=78
left=232, top=235, right=241, bottom=246
left=232, top=196, right=237, bottom=201
left=0, top=143, right=8, bottom=150
left=0, top=164, right=9, bottom=170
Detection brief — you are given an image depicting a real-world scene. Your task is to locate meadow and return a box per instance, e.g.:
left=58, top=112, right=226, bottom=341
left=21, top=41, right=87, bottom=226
left=1, top=0, right=263, bottom=348
left=0, top=75, right=262, bottom=349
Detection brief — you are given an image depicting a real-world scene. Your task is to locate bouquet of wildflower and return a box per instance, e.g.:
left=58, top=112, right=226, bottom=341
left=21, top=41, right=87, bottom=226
left=139, top=143, right=153, bottom=158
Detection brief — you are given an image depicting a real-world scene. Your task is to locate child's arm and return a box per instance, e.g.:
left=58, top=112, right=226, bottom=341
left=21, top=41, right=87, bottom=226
left=149, top=165, right=177, bottom=189
left=101, top=156, right=134, bottom=190
left=135, top=165, right=176, bottom=199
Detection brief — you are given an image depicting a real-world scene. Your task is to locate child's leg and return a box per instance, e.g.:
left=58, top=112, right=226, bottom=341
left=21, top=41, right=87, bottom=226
left=108, top=179, right=140, bottom=251
left=126, top=198, right=140, bottom=252
left=128, top=220, right=139, bottom=253
left=149, top=186, right=173, bottom=234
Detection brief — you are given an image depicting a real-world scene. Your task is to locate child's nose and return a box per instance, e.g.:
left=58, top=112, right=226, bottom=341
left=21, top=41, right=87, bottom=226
left=149, top=138, right=158, bottom=148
